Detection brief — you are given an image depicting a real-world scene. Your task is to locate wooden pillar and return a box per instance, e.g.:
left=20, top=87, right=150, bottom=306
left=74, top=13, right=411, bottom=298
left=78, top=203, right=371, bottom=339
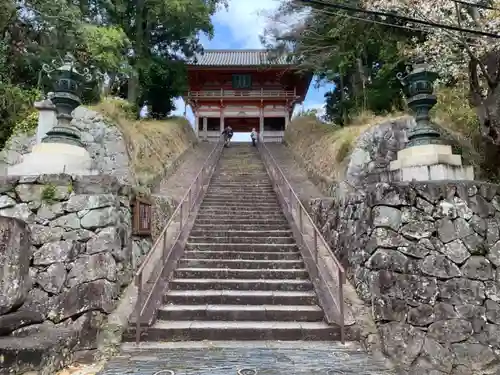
left=202, top=116, right=208, bottom=140
left=220, top=104, right=225, bottom=133
left=259, top=104, right=264, bottom=142
left=285, top=103, right=290, bottom=129
left=194, top=110, right=199, bottom=139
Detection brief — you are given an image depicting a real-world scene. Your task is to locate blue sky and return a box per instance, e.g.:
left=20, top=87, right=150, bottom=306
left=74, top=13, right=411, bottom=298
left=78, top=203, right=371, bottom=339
left=172, top=0, right=334, bottom=132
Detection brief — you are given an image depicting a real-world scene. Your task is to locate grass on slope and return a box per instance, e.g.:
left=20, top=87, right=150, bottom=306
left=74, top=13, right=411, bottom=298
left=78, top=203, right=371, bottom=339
left=285, top=85, right=487, bottom=183
left=284, top=112, right=404, bottom=182
left=89, top=98, right=197, bottom=190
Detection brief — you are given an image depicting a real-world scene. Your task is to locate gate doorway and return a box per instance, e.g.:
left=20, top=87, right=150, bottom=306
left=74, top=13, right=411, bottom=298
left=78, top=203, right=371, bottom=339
left=225, top=117, right=259, bottom=133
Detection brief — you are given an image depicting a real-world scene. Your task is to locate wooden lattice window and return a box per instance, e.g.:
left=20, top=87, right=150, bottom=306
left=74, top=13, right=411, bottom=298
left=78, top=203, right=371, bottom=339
left=132, top=196, right=151, bottom=236
left=232, top=74, right=252, bottom=89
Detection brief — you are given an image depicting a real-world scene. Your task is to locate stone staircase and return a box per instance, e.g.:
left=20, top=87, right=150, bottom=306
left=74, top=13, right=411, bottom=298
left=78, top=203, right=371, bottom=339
left=130, top=144, right=340, bottom=341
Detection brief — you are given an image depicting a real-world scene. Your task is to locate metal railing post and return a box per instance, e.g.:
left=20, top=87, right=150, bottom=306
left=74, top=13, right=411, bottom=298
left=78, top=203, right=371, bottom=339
left=299, top=205, right=303, bottom=234
left=339, top=268, right=345, bottom=344
left=179, top=202, right=183, bottom=227
left=162, top=232, right=167, bottom=264
left=313, top=231, right=318, bottom=263
left=135, top=274, right=142, bottom=345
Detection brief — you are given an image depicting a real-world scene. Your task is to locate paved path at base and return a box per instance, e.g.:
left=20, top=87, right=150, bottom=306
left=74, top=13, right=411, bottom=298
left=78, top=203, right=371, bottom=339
left=96, top=341, right=393, bottom=375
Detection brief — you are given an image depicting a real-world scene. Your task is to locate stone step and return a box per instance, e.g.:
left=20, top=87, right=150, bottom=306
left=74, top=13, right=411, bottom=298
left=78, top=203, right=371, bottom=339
left=192, top=223, right=290, bottom=231
left=194, top=218, right=288, bottom=225
left=174, top=268, right=308, bottom=279
left=169, top=278, right=313, bottom=291
left=208, top=187, right=276, bottom=193
left=128, top=321, right=341, bottom=341
left=178, top=258, right=305, bottom=270
left=198, top=207, right=281, bottom=214
left=211, top=178, right=270, bottom=182
left=206, top=190, right=276, bottom=196
left=201, top=197, right=278, bottom=205
left=157, top=304, right=325, bottom=321
left=199, top=204, right=281, bottom=210
left=195, top=214, right=285, bottom=221
left=187, top=236, right=294, bottom=244
left=201, top=198, right=279, bottom=205
left=182, top=250, right=301, bottom=261
left=188, top=229, right=292, bottom=237
left=186, top=243, right=297, bottom=252
left=215, top=170, right=269, bottom=173
left=209, top=183, right=273, bottom=188
left=204, top=192, right=276, bottom=198
left=164, top=290, right=317, bottom=305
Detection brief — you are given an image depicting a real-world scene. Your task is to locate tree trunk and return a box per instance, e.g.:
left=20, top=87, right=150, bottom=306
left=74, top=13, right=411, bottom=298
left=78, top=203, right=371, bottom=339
left=127, top=0, right=146, bottom=105
left=469, top=51, right=500, bottom=144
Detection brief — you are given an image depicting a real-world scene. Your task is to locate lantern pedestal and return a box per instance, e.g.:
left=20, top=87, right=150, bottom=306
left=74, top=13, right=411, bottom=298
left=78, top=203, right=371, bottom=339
left=389, top=143, right=474, bottom=181
left=7, top=143, right=94, bottom=176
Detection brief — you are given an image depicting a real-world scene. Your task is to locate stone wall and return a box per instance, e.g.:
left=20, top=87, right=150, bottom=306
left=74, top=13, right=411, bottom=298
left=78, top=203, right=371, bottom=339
left=0, top=174, right=150, bottom=375
left=0, top=107, right=131, bottom=183
left=311, top=181, right=500, bottom=374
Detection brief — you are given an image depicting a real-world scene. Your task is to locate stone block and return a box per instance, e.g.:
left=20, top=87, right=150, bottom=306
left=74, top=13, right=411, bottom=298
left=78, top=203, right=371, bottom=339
left=0, top=217, right=31, bottom=315
left=0, top=326, right=78, bottom=375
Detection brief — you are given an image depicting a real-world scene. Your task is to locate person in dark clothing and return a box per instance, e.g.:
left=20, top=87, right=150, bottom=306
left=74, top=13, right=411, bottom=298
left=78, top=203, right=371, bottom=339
left=250, top=128, right=258, bottom=147
left=222, top=125, right=233, bottom=147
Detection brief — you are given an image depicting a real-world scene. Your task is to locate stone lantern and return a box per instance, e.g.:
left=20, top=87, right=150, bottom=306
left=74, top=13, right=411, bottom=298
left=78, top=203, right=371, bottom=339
left=389, top=57, right=474, bottom=181
left=41, top=53, right=101, bottom=146
left=8, top=54, right=101, bottom=176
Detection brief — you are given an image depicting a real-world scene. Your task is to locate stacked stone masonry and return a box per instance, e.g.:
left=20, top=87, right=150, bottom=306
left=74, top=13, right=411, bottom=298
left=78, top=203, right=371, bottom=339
left=311, top=181, right=500, bottom=374
left=0, top=174, right=151, bottom=375
left=0, top=107, right=131, bottom=183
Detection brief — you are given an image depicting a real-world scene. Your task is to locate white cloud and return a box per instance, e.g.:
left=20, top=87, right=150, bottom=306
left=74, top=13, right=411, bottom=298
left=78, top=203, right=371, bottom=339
left=213, top=0, right=281, bottom=49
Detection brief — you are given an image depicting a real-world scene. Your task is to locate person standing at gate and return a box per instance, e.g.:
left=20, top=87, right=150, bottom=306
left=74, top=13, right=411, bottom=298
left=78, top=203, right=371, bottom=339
left=250, top=128, right=258, bottom=147
left=222, top=125, right=233, bottom=147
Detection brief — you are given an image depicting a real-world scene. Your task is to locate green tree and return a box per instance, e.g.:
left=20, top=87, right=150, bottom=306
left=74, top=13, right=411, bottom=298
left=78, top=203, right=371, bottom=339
left=262, top=0, right=418, bottom=124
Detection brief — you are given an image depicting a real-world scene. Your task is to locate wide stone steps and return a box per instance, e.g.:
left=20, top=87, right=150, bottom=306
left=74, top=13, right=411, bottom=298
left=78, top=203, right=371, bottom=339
left=157, top=304, right=324, bottom=321
left=187, top=235, right=294, bottom=244
left=195, top=211, right=284, bottom=218
left=164, top=290, right=317, bottom=305
left=178, top=258, right=304, bottom=270
left=169, top=278, right=313, bottom=291
left=194, top=218, right=288, bottom=225
left=174, top=267, right=309, bottom=279
left=185, top=243, right=297, bottom=252
left=197, top=208, right=281, bottom=215
left=208, top=187, right=276, bottom=193
left=209, top=183, right=274, bottom=188
left=201, top=198, right=279, bottom=205
left=131, top=321, right=340, bottom=341
left=128, top=145, right=338, bottom=343
left=188, top=229, right=292, bottom=237
left=182, top=250, right=301, bottom=260
left=202, top=194, right=279, bottom=200
left=192, top=223, right=290, bottom=231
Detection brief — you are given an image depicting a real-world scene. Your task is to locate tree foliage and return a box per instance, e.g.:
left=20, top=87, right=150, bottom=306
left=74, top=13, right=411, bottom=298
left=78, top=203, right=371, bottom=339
left=0, top=0, right=225, bottom=148
left=262, top=0, right=419, bottom=125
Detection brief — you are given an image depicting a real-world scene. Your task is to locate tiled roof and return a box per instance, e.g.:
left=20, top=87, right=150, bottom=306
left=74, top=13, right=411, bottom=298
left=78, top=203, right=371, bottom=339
left=188, top=49, right=291, bottom=67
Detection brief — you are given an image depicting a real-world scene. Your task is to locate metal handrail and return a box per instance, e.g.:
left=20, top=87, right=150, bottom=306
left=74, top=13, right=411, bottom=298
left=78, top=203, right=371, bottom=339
left=257, top=137, right=346, bottom=342
left=134, top=136, right=224, bottom=343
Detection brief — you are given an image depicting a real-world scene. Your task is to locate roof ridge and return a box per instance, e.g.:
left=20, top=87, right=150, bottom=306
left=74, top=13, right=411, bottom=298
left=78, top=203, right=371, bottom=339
left=188, top=49, right=291, bottom=67
left=201, top=49, right=270, bottom=53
